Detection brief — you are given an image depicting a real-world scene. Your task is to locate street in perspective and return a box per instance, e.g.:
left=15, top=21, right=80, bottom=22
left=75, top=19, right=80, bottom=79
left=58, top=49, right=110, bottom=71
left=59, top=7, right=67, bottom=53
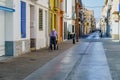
left=0, top=0, right=120, bottom=80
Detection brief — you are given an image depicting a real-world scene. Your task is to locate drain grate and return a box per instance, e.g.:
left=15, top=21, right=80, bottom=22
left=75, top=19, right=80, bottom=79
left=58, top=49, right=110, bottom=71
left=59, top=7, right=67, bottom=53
left=29, top=59, right=36, bottom=61
left=0, top=62, right=5, bottom=64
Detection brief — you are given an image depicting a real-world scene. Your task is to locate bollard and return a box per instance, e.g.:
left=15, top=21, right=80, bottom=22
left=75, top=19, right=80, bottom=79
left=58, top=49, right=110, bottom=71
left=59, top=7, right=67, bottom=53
left=72, top=33, right=75, bottom=44
left=73, top=38, right=75, bottom=44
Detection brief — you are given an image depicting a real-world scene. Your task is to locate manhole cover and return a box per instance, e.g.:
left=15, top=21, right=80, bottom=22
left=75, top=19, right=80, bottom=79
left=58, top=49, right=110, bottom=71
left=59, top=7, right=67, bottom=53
left=30, top=59, right=36, bottom=61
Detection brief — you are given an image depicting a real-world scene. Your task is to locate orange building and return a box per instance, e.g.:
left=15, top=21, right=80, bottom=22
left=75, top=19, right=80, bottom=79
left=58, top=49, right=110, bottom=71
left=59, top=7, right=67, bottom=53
left=49, top=0, right=64, bottom=43
left=59, top=0, right=64, bottom=42
left=54, top=0, right=64, bottom=43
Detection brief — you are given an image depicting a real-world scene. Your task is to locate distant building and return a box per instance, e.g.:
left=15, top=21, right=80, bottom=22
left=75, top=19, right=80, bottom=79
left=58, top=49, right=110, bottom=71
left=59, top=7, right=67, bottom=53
left=83, top=9, right=95, bottom=35
left=63, top=0, right=73, bottom=40
left=110, top=0, right=119, bottom=39
left=102, top=0, right=119, bottom=39
left=100, top=5, right=107, bottom=36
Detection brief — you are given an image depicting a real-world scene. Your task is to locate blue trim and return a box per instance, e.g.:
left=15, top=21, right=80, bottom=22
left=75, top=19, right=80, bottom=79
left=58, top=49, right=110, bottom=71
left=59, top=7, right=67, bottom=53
left=21, top=1, right=26, bottom=38
left=119, top=4, right=120, bottom=13
left=0, top=6, right=15, bottom=12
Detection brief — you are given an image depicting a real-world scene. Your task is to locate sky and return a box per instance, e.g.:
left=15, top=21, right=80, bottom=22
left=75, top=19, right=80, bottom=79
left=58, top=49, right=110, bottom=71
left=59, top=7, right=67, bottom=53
left=82, top=0, right=105, bottom=21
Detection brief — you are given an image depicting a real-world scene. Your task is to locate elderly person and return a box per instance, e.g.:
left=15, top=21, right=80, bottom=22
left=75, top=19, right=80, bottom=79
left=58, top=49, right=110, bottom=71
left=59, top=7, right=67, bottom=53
left=50, top=28, right=58, bottom=50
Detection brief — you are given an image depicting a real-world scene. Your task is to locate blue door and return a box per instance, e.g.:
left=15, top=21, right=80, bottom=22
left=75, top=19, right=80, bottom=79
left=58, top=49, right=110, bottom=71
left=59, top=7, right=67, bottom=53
left=21, top=1, right=26, bottom=38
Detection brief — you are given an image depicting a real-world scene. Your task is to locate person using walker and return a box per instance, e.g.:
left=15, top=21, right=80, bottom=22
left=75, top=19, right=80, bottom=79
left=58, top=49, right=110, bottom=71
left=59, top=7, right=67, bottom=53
left=50, top=28, right=58, bottom=50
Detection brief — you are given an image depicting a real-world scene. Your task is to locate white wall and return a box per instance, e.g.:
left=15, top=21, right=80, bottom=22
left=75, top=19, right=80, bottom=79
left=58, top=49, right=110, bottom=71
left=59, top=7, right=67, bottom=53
left=13, top=0, right=21, bottom=41
left=110, top=0, right=119, bottom=36
left=36, top=6, right=48, bottom=49
left=111, top=0, right=119, bottom=13
left=111, top=22, right=119, bottom=34
left=67, top=20, right=72, bottom=33
left=65, top=0, right=73, bottom=33
left=0, top=1, right=6, bottom=56
left=0, top=11, right=5, bottom=56
left=37, top=0, right=48, bottom=8
left=67, top=0, right=72, bottom=18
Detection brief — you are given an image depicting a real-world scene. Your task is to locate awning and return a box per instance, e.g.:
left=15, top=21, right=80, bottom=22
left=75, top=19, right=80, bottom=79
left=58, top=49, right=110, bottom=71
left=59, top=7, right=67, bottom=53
left=0, top=6, right=15, bottom=12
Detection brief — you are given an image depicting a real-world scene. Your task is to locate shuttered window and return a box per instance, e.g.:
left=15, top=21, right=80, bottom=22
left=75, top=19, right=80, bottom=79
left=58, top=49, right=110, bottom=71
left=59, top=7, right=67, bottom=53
left=39, top=9, right=43, bottom=30
left=21, top=1, right=26, bottom=38
left=54, top=0, right=59, bottom=8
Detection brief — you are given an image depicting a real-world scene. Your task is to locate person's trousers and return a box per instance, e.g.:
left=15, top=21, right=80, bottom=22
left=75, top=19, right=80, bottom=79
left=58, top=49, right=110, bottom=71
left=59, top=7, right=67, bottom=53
left=50, top=36, right=56, bottom=50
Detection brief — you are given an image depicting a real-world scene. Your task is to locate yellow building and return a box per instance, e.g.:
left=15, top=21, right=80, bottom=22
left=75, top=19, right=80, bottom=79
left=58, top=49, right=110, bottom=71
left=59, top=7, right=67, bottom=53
left=49, top=0, right=64, bottom=43
left=83, top=9, right=94, bottom=35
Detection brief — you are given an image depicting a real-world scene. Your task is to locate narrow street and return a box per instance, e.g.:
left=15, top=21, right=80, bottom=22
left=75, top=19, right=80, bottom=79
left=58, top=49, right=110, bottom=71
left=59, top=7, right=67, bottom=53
left=1, top=0, right=120, bottom=80
left=23, top=32, right=112, bottom=80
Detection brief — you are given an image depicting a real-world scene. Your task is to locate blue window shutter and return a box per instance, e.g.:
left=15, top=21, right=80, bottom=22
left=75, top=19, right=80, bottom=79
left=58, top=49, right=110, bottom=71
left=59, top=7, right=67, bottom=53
left=21, top=1, right=26, bottom=38
left=119, top=4, right=120, bottom=13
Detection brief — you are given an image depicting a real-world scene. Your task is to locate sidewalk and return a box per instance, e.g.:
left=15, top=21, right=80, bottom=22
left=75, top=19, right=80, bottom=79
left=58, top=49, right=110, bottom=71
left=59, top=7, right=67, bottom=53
left=102, top=38, right=120, bottom=80
left=0, top=40, right=76, bottom=80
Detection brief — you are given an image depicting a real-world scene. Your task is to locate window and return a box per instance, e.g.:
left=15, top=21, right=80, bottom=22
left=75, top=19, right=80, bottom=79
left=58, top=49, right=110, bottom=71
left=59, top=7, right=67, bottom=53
left=21, top=1, right=26, bottom=38
left=54, top=0, right=59, bottom=8
left=39, top=9, right=43, bottom=30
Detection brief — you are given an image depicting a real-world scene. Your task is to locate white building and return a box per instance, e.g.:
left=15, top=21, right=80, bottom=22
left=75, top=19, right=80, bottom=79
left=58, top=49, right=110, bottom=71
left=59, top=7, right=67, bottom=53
left=100, top=6, right=107, bottom=35
left=27, top=0, right=49, bottom=50
left=63, top=0, right=73, bottom=40
left=110, top=0, right=119, bottom=39
left=0, top=0, right=49, bottom=56
left=0, top=0, right=16, bottom=56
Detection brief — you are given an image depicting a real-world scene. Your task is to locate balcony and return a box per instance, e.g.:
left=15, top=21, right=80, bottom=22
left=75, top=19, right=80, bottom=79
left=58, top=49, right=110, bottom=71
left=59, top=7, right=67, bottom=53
left=54, top=7, right=59, bottom=11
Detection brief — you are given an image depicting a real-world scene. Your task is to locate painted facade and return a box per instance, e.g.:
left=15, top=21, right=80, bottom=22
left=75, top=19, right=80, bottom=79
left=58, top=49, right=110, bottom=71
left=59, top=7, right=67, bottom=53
left=49, top=0, right=64, bottom=43
left=83, top=9, right=94, bottom=35
left=29, top=0, right=49, bottom=49
left=59, top=0, right=64, bottom=42
left=0, top=0, right=7, bottom=56
left=0, top=0, right=49, bottom=56
left=110, top=0, right=119, bottom=39
left=101, top=0, right=120, bottom=39
left=63, top=0, right=73, bottom=40
left=100, top=6, right=107, bottom=36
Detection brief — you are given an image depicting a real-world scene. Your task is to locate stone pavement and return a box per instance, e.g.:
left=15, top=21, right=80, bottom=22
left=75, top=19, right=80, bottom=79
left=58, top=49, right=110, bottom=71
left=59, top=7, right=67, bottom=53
left=0, top=40, right=76, bottom=80
left=66, top=41, right=112, bottom=80
left=102, top=39, right=120, bottom=80
left=0, top=37, right=120, bottom=80
left=24, top=41, right=112, bottom=80
left=23, top=31, right=112, bottom=80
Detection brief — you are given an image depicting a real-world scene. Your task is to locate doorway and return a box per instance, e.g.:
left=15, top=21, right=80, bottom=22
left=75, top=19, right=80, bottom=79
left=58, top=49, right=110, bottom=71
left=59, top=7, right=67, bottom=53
left=30, top=5, right=36, bottom=51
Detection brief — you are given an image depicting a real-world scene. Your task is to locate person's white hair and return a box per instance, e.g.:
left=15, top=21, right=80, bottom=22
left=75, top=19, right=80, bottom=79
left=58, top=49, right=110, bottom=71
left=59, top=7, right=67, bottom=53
left=52, top=28, right=55, bottom=31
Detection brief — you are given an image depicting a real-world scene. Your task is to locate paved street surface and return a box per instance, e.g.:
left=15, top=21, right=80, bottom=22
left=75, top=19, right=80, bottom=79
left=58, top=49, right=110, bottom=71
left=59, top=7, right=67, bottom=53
left=0, top=40, right=75, bottom=80
left=1, top=31, right=120, bottom=80
left=24, top=31, right=112, bottom=80
left=102, top=39, right=120, bottom=80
